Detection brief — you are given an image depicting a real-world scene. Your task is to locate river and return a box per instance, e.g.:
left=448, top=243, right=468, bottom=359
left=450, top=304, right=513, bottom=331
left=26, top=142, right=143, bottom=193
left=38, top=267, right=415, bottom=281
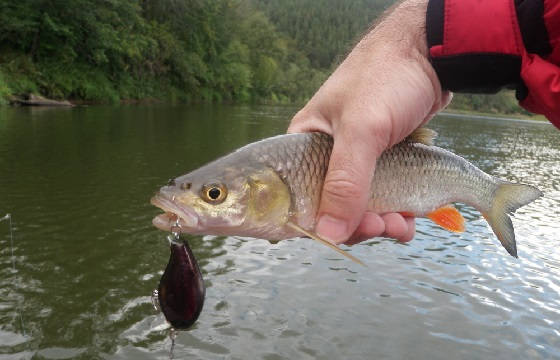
left=0, top=105, right=558, bottom=359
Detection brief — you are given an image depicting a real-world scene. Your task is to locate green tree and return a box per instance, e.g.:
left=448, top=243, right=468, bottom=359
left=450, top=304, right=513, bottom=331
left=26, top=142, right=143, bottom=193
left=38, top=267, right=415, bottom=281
left=0, top=0, right=533, bottom=114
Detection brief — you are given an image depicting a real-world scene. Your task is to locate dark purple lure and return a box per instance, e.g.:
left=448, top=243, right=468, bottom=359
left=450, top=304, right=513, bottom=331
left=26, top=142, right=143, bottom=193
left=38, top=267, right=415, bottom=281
left=158, top=240, right=205, bottom=330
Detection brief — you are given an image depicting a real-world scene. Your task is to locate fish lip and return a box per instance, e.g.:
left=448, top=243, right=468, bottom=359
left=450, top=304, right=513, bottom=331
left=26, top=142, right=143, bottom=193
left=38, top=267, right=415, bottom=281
left=151, top=194, right=199, bottom=230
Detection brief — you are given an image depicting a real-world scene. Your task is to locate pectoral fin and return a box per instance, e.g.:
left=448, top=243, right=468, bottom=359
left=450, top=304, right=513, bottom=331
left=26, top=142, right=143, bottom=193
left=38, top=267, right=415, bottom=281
left=286, top=222, right=365, bottom=266
left=427, top=205, right=465, bottom=232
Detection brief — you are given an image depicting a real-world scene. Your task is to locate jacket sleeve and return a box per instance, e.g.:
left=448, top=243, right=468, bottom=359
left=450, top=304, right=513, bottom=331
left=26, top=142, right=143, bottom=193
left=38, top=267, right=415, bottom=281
left=426, top=0, right=560, bottom=128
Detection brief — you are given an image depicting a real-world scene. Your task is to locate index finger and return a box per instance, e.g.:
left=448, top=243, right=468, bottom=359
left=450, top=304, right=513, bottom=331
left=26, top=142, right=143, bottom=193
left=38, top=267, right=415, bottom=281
left=314, top=120, right=386, bottom=244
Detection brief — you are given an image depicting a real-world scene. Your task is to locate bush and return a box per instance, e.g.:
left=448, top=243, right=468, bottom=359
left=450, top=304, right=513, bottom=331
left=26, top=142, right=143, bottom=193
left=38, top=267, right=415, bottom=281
left=0, top=71, right=11, bottom=104
left=449, top=92, right=525, bottom=115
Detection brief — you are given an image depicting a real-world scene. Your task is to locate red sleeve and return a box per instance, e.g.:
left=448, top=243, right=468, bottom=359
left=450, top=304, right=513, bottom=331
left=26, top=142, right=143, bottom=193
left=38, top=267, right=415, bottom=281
left=426, top=0, right=560, bottom=129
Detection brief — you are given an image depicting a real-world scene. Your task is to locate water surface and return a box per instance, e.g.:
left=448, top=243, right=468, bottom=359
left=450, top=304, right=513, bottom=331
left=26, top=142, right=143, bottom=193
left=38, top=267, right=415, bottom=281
left=0, top=105, right=558, bottom=359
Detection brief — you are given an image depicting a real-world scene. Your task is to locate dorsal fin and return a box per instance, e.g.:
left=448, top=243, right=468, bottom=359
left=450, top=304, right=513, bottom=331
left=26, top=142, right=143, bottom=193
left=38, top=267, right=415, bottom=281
left=405, top=128, right=437, bottom=146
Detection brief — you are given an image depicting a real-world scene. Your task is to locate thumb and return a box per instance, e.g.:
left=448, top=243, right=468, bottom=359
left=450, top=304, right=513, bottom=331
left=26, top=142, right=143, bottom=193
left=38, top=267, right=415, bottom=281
left=316, top=124, right=385, bottom=244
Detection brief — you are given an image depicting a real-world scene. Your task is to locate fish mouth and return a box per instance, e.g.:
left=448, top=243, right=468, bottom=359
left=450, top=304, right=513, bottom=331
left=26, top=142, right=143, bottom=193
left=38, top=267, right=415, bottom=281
left=151, top=194, right=199, bottom=232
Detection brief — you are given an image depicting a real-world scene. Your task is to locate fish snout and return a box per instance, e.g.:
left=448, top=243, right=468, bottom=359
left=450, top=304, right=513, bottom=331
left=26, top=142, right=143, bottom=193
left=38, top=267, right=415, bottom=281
left=159, top=184, right=180, bottom=197
left=160, top=179, right=193, bottom=194
left=150, top=193, right=199, bottom=230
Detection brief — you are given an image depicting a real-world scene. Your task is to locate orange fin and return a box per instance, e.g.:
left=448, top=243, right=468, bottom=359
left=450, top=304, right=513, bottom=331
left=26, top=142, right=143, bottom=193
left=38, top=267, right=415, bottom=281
left=427, top=205, right=465, bottom=232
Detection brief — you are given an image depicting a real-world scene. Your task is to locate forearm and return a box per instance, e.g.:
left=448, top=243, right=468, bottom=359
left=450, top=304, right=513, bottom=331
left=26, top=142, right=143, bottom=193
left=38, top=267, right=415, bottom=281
left=366, top=0, right=429, bottom=57
left=330, top=0, right=443, bottom=147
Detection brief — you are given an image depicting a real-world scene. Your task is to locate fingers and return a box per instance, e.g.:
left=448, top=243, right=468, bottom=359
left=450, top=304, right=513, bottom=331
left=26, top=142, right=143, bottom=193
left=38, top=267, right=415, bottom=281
left=400, top=216, right=416, bottom=243
left=315, top=123, right=383, bottom=245
left=441, top=91, right=453, bottom=109
left=345, top=212, right=385, bottom=245
left=356, top=212, right=386, bottom=236
left=381, top=213, right=415, bottom=242
left=421, top=90, right=454, bottom=126
left=345, top=212, right=416, bottom=245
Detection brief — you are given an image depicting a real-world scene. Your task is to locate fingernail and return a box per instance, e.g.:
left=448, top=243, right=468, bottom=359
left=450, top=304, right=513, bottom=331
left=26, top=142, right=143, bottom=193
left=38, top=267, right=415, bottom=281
left=316, top=215, right=348, bottom=244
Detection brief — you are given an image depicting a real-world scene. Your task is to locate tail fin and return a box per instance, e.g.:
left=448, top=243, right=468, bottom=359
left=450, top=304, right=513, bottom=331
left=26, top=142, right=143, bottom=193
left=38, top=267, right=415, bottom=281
left=483, top=182, right=542, bottom=257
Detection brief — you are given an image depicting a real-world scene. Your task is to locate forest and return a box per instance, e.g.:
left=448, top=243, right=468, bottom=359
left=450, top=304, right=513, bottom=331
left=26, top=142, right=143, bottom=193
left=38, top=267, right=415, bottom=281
left=0, top=0, right=526, bottom=115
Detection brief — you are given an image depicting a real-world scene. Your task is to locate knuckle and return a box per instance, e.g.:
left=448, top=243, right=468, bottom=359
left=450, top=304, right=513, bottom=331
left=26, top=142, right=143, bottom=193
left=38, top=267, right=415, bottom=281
left=291, top=108, right=309, bottom=123
left=322, top=172, right=363, bottom=202
left=343, top=116, right=392, bottom=154
left=288, top=108, right=328, bottom=134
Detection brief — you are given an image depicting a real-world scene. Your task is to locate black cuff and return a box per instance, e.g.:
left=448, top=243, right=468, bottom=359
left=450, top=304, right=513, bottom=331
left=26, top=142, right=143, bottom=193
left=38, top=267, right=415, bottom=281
left=426, top=0, right=551, bottom=94
left=515, top=0, right=552, bottom=57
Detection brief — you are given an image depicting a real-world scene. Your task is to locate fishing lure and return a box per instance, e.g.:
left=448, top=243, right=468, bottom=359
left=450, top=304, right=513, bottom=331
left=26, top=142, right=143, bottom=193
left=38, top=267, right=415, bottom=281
left=155, top=238, right=205, bottom=330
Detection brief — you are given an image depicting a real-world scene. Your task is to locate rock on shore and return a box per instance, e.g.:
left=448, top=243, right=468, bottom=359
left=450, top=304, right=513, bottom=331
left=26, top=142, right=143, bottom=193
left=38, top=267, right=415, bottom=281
left=10, top=94, right=74, bottom=107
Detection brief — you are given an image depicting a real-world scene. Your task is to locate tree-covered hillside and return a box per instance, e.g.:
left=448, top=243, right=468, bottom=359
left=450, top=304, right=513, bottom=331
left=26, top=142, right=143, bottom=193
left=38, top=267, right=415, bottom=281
left=253, top=0, right=394, bottom=68
left=253, top=0, right=527, bottom=116
left=0, top=0, right=528, bottom=115
left=0, top=0, right=328, bottom=104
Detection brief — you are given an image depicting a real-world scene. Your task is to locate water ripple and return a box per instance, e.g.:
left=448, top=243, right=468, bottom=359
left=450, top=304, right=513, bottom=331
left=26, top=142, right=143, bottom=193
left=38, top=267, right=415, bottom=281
left=0, top=108, right=559, bottom=359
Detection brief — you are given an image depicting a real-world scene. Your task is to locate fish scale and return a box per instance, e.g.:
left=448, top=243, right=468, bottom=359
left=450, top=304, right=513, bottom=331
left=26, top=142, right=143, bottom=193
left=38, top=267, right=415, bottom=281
left=370, top=142, right=494, bottom=216
left=253, top=133, right=331, bottom=218
left=246, top=133, right=494, bottom=220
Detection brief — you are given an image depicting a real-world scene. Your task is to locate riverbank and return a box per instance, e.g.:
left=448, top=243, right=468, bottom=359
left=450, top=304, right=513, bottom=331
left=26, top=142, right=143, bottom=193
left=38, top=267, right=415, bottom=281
left=2, top=95, right=548, bottom=126
left=442, top=108, right=548, bottom=123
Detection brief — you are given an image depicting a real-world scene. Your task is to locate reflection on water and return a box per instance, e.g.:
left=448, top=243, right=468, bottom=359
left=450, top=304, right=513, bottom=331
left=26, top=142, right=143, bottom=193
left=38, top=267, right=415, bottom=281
left=0, top=106, right=559, bottom=359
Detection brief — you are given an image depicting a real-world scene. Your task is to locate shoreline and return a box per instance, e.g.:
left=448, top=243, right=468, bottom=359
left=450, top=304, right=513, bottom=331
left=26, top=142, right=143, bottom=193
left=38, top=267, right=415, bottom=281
left=439, top=110, right=551, bottom=125
left=1, top=98, right=552, bottom=126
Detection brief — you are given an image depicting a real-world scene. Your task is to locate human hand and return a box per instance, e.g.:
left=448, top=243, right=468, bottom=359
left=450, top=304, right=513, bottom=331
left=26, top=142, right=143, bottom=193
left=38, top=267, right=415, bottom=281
left=288, top=0, right=451, bottom=245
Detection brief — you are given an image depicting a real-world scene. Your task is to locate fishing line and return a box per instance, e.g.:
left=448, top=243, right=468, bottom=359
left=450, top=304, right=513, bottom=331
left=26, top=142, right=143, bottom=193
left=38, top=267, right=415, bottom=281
left=167, top=230, right=182, bottom=360
left=1, top=213, right=26, bottom=336
left=169, top=327, right=177, bottom=360
left=1, top=214, right=15, bottom=270
left=151, top=228, right=182, bottom=359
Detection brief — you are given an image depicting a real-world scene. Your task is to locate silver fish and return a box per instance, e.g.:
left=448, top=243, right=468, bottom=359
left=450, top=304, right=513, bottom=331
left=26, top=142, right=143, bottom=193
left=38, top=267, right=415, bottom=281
left=151, top=129, right=542, bottom=262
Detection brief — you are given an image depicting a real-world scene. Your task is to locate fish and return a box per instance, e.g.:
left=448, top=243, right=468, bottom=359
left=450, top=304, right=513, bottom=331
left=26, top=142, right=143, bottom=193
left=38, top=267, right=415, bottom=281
left=157, top=238, right=205, bottom=329
left=151, top=129, right=542, bottom=263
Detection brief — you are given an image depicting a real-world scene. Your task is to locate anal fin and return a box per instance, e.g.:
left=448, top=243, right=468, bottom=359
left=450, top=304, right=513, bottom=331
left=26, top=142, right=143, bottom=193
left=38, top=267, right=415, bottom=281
left=427, top=205, right=465, bottom=233
left=286, top=222, right=365, bottom=267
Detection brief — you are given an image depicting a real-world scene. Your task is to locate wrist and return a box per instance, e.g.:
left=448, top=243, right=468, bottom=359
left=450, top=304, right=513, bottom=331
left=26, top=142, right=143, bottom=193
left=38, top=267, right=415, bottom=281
left=366, top=0, right=443, bottom=117
left=367, top=0, right=430, bottom=59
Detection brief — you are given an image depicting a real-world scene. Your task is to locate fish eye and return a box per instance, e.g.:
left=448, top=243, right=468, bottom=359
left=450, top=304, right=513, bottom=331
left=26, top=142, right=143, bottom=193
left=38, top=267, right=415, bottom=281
left=201, top=183, right=227, bottom=204
left=208, top=187, right=221, bottom=199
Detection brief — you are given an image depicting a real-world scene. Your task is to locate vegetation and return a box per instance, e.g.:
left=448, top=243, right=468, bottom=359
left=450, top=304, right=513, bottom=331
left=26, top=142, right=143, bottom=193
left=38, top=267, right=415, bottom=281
left=0, top=0, right=528, bottom=114
left=0, top=0, right=328, bottom=103
left=449, top=92, right=529, bottom=116
left=252, top=0, right=393, bottom=68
